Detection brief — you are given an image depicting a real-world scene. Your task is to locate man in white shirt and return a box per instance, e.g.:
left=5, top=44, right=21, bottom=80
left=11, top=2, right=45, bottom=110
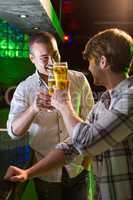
left=6, top=32, right=94, bottom=200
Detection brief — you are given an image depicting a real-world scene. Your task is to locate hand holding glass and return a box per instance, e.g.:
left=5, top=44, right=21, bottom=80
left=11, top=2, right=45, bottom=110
left=47, top=62, right=68, bottom=111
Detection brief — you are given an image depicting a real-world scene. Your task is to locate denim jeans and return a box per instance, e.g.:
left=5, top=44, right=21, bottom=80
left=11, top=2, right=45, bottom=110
left=34, top=168, right=89, bottom=200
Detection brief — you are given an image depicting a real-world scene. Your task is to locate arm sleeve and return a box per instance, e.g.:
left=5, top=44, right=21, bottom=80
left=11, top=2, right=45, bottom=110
left=55, top=137, right=80, bottom=163
left=7, top=82, right=29, bottom=139
left=72, top=92, right=133, bottom=156
left=56, top=91, right=133, bottom=161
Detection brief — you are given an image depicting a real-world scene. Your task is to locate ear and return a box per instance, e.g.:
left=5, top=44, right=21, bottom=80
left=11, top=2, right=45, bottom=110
left=29, top=54, right=35, bottom=64
left=99, top=55, right=108, bottom=70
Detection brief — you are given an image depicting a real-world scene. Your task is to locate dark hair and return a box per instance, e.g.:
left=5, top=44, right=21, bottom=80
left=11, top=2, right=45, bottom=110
left=29, top=32, right=53, bottom=50
left=29, top=32, right=60, bottom=62
left=83, top=28, right=133, bottom=73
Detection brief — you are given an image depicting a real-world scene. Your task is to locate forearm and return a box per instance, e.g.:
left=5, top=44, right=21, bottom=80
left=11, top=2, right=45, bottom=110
left=26, top=149, right=65, bottom=179
left=12, top=106, right=38, bottom=137
left=60, top=102, right=83, bottom=137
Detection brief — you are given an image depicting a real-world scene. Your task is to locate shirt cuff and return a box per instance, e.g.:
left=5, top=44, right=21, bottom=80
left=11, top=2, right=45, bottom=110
left=55, top=138, right=79, bottom=163
left=7, top=122, right=21, bottom=140
left=72, top=122, right=89, bottom=155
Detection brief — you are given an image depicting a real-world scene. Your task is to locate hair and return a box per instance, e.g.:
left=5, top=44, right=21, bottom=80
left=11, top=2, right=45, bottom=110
left=83, top=28, right=133, bottom=73
left=29, top=32, right=60, bottom=62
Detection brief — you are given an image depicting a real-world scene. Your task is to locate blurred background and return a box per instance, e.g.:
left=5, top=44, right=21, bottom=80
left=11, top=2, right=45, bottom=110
left=0, top=0, right=132, bottom=199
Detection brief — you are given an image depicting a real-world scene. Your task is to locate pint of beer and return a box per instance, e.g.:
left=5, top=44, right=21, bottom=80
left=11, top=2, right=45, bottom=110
left=53, top=62, right=68, bottom=90
left=48, top=70, right=55, bottom=94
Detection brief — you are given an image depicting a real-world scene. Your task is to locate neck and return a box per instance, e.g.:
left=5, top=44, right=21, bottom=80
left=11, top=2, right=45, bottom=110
left=38, top=71, right=48, bottom=84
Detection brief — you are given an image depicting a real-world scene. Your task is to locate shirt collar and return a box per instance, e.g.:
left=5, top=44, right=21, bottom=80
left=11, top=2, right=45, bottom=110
left=35, top=70, right=48, bottom=90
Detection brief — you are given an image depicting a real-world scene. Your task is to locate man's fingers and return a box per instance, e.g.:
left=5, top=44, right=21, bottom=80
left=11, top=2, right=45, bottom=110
left=4, top=166, right=18, bottom=180
left=10, top=175, right=25, bottom=183
left=4, top=166, right=28, bottom=183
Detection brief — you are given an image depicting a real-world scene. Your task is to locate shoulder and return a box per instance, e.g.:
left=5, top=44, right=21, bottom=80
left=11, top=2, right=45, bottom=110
left=68, top=69, right=85, bottom=78
left=112, top=84, right=133, bottom=114
left=68, top=70, right=87, bottom=83
left=15, top=73, right=37, bottom=92
left=118, top=82, right=133, bottom=99
left=127, top=85, right=133, bottom=93
left=121, top=77, right=133, bottom=95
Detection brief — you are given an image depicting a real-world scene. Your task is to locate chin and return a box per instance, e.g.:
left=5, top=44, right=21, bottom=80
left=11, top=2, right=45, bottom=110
left=42, top=69, right=48, bottom=75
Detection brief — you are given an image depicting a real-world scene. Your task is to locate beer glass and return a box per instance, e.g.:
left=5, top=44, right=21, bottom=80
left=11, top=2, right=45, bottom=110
left=48, top=69, right=55, bottom=95
left=39, top=70, right=55, bottom=112
left=53, top=62, right=68, bottom=90
left=46, top=69, right=56, bottom=112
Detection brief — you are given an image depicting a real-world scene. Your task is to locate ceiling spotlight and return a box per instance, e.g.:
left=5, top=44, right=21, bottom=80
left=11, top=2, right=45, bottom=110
left=33, top=27, right=39, bottom=30
left=20, top=14, right=27, bottom=18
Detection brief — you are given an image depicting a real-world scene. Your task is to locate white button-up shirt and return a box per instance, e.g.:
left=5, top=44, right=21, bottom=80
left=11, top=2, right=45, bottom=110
left=7, top=70, right=94, bottom=182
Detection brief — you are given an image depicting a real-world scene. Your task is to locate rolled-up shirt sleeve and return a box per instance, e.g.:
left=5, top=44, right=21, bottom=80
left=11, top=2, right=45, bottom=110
left=57, top=90, right=133, bottom=160
left=72, top=108, right=133, bottom=156
left=55, top=137, right=80, bottom=163
left=57, top=87, right=133, bottom=161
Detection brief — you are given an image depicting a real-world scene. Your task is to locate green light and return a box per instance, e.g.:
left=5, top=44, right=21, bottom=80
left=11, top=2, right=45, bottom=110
left=0, top=18, right=29, bottom=58
left=39, top=0, right=64, bottom=40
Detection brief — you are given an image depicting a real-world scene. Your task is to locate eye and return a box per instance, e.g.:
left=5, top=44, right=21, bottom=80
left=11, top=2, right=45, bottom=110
left=40, top=56, right=49, bottom=61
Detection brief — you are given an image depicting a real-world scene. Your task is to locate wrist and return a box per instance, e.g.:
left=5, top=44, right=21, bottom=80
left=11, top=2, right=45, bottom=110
left=60, top=101, right=74, bottom=116
left=25, top=168, right=33, bottom=180
left=30, top=105, right=40, bottom=115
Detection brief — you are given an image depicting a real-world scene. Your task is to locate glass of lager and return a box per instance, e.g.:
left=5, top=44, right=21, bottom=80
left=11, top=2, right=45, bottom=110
left=48, top=69, right=55, bottom=95
left=53, top=62, right=68, bottom=90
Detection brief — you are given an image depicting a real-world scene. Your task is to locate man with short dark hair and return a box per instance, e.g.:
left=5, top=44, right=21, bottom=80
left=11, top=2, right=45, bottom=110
left=6, top=32, right=94, bottom=200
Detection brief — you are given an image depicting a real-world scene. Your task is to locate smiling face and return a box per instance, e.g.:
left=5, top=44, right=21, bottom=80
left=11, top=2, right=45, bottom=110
left=29, top=41, right=58, bottom=76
